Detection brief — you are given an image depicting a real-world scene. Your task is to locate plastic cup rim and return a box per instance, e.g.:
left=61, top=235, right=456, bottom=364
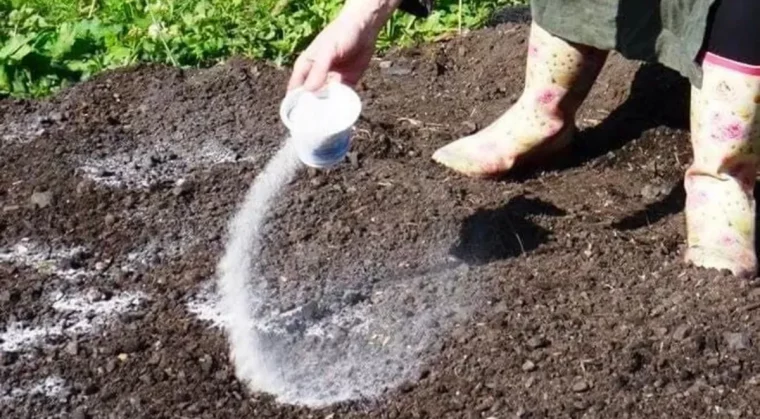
left=279, top=81, right=362, bottom=136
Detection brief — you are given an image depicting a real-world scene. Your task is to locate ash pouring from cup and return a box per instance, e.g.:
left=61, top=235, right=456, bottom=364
left=214, top=82, right=478, bottom=407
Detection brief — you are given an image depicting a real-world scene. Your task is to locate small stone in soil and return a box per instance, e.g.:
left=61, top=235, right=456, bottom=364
left=673, top=324, right=692, bottom=341
left=76, top=180, right=93, bottom=195
left=348, top=151, right=359, bottom=168
left=522, top=360, right=537, bottom=372
left=86, top=288, right=107, bottom=302
left=640, top=184, right=663, bottom=200
left=572, top=379, right=590, bottom=393
left=526, top=335, right=550, bottom=350
left=385, top=66, right=413, bottom=76
left=461, top=121, right=478, bottom=135
left=310, top=177, right=326, bottom=187
left=49, top=111, right=64, bottom=122
left=65, top=340, right=79, bottom=356
left=200, top=354, right=214, bottom=374
left=724, top=332, right=751, bottom=351
left=173, top=179, right=193, bottom=196
left=30, top=191, right=53, bottom=208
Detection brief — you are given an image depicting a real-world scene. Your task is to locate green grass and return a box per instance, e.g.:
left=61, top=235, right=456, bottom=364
left=0, top=0, right=526, bottom=98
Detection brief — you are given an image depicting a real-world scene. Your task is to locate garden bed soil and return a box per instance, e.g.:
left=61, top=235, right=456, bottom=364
left=2, top=18, right=760, bottom=419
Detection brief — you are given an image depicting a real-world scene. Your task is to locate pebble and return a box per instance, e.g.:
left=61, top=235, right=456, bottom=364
left=50, top=111, right=65, bottom=122
left=173, top=179, right=193, bottom=196
left=148, top=352, right=162, bottom=365
left=347, top=151, right=359, bottom=169
left=86, top=288, right=107, bottom=302
left=200, top=354, right=214, bottom=375
left=30, top=191, right=53, bottom=208
left=526, top=335, right=550, bottom=350
left=673, top=324, right=692, bottom=341
left=572, top=379, right=590, bottom=393
left=461, top=121, right=478, bottom=135
left=384, top=66, right=413, bottom=76
left=104, top=213, right=117, bottom=227
left=724, top=332, right=751, bottom=351
left=310, top=177, right=326, bottom=187
left=522, top=360, right=537, bottom=372
left=640, top=183, right=670, bottom=200
left=65, top=340, right=79, bottom=356
left=106, top=359, right=117, bottom=372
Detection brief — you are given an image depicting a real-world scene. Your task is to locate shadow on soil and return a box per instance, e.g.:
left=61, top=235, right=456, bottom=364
left=612, top=182, right=686, bottom=231
left=570, top=63, right=689, bottom=164
left=450, top=195, right=566, bottom=265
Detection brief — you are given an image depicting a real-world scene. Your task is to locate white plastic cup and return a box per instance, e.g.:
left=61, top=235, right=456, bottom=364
left=279, top=81, right=362, bottom=168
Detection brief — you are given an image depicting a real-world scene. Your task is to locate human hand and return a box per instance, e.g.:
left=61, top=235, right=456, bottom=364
left=287, top=1, right=397, bottom=91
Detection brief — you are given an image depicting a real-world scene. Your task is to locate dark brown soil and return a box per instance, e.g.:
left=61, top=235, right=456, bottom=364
left=3, top=17, right=760, bottom=419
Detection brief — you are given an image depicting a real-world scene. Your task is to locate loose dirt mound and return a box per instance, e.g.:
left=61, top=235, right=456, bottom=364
left=2, top=19, right=760, bottom=418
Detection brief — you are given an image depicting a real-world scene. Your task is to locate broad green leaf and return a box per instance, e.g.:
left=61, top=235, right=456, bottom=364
left=0, top=34, right=36, bottom=60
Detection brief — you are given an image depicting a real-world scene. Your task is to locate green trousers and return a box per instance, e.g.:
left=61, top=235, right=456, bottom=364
left=399, top=0, right=718, bottom=87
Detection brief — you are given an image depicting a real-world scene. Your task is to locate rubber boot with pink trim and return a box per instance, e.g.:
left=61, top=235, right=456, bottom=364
left=432, top=22, right=608, bottom=178
left=685, top=52, right=760, bottom=278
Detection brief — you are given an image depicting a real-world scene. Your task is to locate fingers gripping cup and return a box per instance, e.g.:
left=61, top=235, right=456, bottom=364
left=280, top=82, right=362, bottom=168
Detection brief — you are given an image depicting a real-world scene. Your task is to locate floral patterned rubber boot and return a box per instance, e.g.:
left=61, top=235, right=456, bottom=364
left=431, top=22, right=608, bottom=178
left=685, top=52, right=760, bottom=278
